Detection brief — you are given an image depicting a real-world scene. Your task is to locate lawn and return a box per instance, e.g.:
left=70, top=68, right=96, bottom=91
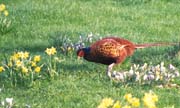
left=0, top=0, right=180, bottom=108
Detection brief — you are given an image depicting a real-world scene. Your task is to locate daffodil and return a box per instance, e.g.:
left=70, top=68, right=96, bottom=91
left=0, top=4, right=5, bottom=12
left=131, top=97, right=140, bottom=107
left=33, top=55, right=41, bottom=62
left=143, top=92, right=158, bottom=108
left=45, top=47, right=57, bottom=55
left=98, top=98, right=114, bottom=108
left=31, top=61, right=36, bottom=67
left=34, top=66, right=41, bottom=73
left=51, top=47, right=56, bottom=54
left=10, top=53, right=19, bottom=61
left=45, top=48, right=51, bottom=55
left=21, top=66, right=28, bottom=73
left=113, top=101, right=121, bottom=108
left=0, top=66, right=5, bottom=72
left=18, top=51, right=29, bottom=59
left=4, top=10, right=8, bottom=16
left=24, top=51, right=29, bottom=59
left=15, top=60, right=23, bottom=67
left=124, top=93, right=132, bottom=103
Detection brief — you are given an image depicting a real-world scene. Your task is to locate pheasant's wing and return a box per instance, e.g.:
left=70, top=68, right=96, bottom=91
left=103, top=37, right=136, bottom=56
left=90, top=38, right=124, bottom=58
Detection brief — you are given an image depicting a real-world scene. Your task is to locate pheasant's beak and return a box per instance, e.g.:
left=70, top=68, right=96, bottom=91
left=78, top=56, right=81, bottom=59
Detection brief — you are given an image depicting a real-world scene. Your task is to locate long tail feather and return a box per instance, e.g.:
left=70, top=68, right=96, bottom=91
left=135, top=42, right=179, bottom=49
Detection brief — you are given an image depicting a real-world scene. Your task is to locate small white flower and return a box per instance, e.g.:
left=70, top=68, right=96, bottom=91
left=115, top=72, right=124, bottom=81
left=174, top=71, right=180, bottom=77
left=143, top=74, right=148, bottom=80
left=155, top=74, right=160, bottom=81
left=155, top=64, right=160, bottom=71
left=25, top=104, right=31, bottom=108
left=128, top=67, right=134, bottom=77
left=141, top=63, right=148, bottom=70
left=133, top=64, right=139, bottom=70
left=148, top=74, right=155, bottom=80
left=169, top=64, right=176, bottom=70
left=111, top=71, right=124, bottom=81
left=160, top=66, right=166, bottom=72
left=5, top=98, right=13, bottom=107
left=161, top=62, right=164, bottom=67
left=135, top=71, right=140, bottom=81
left=1, top=101, right=5, bottom=106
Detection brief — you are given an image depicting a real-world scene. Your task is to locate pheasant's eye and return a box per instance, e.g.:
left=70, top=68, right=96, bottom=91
left=77, top=50, right=84, bottom=57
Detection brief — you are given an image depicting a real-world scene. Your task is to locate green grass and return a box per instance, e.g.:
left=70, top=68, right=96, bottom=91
left=0, top=0, right=180, bottom=108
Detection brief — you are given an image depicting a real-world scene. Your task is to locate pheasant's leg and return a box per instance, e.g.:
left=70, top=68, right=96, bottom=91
left=107, top=63, right=115, bottom=78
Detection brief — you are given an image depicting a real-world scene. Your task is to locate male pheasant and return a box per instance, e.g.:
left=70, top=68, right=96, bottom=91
left=77, top=37, right=178, bottom=78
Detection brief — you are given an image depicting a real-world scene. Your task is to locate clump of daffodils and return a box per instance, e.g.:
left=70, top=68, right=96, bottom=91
left=45, top=47, right=62, bottom=78
left=0, top=4, right=8, bottom=16
left=111, top=62, right=180, bottom=87
left=1, top=51, right=43, bottom=86
left=0, top=3, right=11, bottom=34
left=98, top=91, right=158, bottom=108
left=45, top=47, right=57, bottom=56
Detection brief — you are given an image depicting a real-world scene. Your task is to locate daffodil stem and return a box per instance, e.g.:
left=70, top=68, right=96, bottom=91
left=31, top=71, right=34, bottom=85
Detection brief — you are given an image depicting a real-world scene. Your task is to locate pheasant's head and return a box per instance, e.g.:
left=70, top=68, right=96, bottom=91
left=77, top=47, right=91, bottom=58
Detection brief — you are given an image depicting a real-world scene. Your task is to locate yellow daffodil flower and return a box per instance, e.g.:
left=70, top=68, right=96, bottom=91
left=45, top=47, right=57, bottom=55
left=34, top=66, right=41, bottom=73
left=18, top=51, right=29, bottom=59
left=31, top=61, right=36, bottom=67
left=33, top=55, right=41, bottom=62
left=113, top=101, right=121, bottom=108
left=22, top=66, right=28, bottom=73
left=124, top=93, right=132, bottom=103
left=4, top=10, right=8, bottom=16
left=15, top=60, right=23, bottom=67
left=10, top=53, right=19, bottom=61
left=0, top=66, right=5, bottom=72
left=143, top=92, right=158, bottom=108
left=98, top=98, right=114, bottom=108
left=0, top=4, right=5, bottom=12
left=131, top=97, right=140, bottom=107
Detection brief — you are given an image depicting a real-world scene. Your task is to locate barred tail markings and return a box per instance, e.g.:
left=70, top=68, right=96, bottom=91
left=135, top=42, right=179, bottom=49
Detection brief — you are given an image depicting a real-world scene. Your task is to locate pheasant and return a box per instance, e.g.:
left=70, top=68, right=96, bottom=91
left=77, top=37, right=178, bottom=78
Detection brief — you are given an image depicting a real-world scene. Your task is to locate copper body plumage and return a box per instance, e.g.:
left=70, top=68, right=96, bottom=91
left=77, top=37, right=178, bottom=78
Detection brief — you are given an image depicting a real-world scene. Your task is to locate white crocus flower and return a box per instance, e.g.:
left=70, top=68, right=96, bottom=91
left=5, top=98, right=13, bottom=108
left=169, top=64, right=176, bottom=70
left=174, top=71, right=180, bottom=77
left=143, top=74, right=148, bottom=81
left=135, top=71, right=140, bottom=81
left=1, top=101, right=5, bottom=106
left=128, top=67, right=134, bottom=77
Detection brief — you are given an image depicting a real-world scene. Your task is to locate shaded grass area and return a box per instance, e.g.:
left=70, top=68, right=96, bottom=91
left=0, top=0, right=180, bottom=108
